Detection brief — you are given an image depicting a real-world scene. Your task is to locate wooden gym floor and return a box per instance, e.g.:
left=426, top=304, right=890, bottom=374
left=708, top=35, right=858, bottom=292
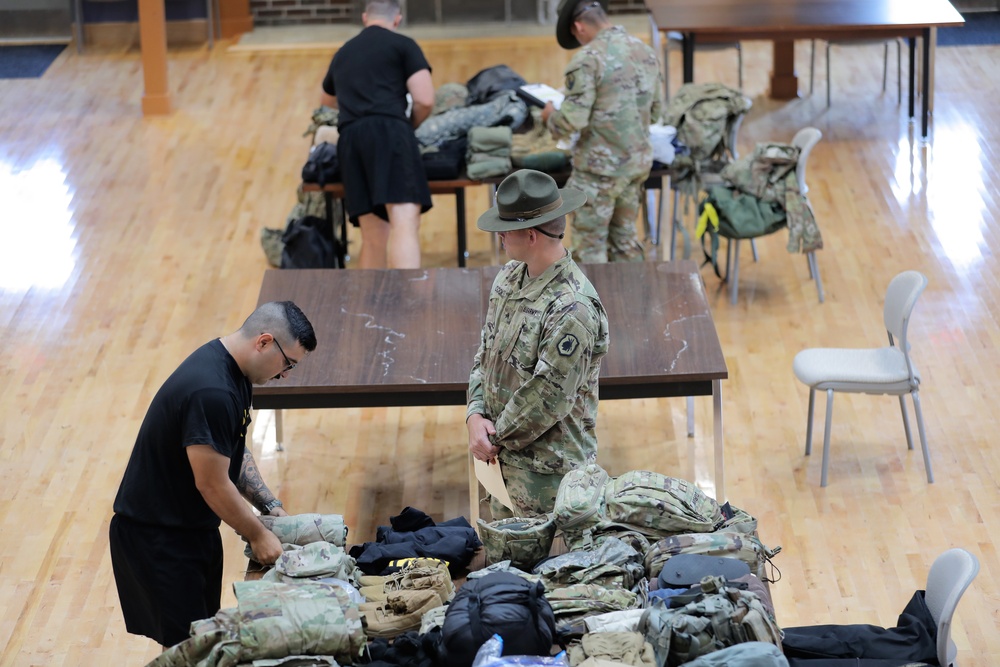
left=0, top=23, right=998, bottom=666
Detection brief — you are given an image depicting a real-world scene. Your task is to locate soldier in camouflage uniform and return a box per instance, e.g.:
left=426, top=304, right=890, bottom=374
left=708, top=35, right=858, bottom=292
left=468, top=169, right=610, bottom=520
left=542, top=0, right=663, bottom=263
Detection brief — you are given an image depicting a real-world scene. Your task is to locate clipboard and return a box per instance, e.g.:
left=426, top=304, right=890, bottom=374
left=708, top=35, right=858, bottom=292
left=474, top=457, right=514, bottom=511
left=517, top=83, right=564, bottom=110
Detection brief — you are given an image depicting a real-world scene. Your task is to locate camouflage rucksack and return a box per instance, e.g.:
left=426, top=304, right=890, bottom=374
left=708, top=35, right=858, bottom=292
left=639, top=576, right=782, bottom=667
left=554, top=466, right=737, bottom=551
left=552, top=463, right=612, bottom=550
left=477, top=514, right=556, bottom=571
left=604, top=470, right=723, bottom=536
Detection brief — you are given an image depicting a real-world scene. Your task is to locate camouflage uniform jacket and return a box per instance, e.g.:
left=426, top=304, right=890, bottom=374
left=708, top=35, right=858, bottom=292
left=546, top=25, right=663, bottom=179
left=467, top=252, right=609, bottom=475
left=719, top=142, right=823, bottom=253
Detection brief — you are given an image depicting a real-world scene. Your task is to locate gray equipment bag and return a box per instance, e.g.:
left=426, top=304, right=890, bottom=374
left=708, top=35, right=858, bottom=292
left=639, top=575, right=782, bottom=667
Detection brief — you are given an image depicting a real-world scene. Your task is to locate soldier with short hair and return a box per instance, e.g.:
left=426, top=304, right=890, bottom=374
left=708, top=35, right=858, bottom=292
left=542, top=0, right=663, bottom=263
left=467, top=169, right=610, bottom=519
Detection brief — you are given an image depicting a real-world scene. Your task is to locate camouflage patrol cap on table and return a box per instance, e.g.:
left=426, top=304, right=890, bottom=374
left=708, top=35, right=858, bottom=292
left=556, top=0, right=610, bottom=50
left=477, top=169, right=586, bottom=233
left=477, top=514, right=557, bottom=570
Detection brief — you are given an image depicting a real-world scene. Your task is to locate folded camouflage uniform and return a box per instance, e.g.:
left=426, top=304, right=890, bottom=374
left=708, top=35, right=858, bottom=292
left=532, top=537, right=644, bottom=590
left=260, top=541, right=360, bottom=587
left=147, top=581, right=365, bottom=667
left=567, top=632, right=656, bottom=667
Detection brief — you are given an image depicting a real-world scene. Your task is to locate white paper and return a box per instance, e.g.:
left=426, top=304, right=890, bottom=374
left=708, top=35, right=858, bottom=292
left=474, top=457, right=514, bottom=511
left=521, top=83, right=565, bottom=110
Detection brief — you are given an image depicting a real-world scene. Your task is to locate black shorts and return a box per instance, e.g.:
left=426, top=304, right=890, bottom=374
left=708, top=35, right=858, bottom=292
left=109, top=514, right=223, bottom=647
left=338, top=115, right=433, bottom=226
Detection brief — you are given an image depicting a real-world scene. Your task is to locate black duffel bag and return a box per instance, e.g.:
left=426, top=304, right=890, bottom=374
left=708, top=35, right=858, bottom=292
left=280, top=215, right=339, bottom=269
left=301, top=141, right=340, bottom=186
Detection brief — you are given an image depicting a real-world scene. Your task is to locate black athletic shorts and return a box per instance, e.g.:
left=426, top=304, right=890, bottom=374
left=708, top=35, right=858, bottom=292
left=338, top=115, right=433, bottom=226
left=109, top=514, right=223, bottom=647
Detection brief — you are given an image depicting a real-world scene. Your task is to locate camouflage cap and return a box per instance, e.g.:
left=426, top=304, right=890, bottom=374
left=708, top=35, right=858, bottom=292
left=477, top=169, right=585, bottom=233
left=555, top=0, right=609, bottom=50
left=477, top=514, right=557, bottom=570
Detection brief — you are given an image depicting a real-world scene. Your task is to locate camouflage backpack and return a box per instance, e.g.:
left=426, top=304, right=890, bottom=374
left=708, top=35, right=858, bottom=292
left=552, top=463, right=612, bottom=550
left=639, top=576, right=782, bottom=667
left=604, top=470, right=724, bottom=536
left=554, top=466, right=734, bottom=551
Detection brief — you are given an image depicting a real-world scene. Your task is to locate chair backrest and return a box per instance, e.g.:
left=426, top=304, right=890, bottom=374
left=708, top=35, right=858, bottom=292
left=883, top=270, right=927, bottom=385
left=924, top=548, right=980, bottom=667
left=791, top=127, right=822, bottom=194
left=727, top=98, right=752, bottom=161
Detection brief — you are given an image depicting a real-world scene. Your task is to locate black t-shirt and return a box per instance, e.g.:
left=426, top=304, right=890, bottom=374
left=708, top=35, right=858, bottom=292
left=113, top=339, right=252, bottom=529
left=322, top=25, right=431, bottom=127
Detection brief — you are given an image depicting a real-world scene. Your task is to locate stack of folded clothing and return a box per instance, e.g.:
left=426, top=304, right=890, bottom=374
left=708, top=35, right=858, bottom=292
left=466, top=126, right=513, bottom=179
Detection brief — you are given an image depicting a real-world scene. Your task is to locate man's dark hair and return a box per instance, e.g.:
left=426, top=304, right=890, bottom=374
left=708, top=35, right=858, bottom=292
left=241, top=301, right=317, bottom=351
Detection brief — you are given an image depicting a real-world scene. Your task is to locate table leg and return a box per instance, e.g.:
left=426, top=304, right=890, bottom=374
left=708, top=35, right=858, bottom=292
left=468, top=451, right=480, bottom=528
left=770, top=40, right=799, bottom=100
left=275, top=409, right=284, bottom=452
left=921, top=28, right=931, bottom=139
left=908, top=37, right=917, bottom=121
left=682, top=33, right=695, bottom=83
left=713, top=379, right=725, bottom=503
left=456, top=187, right=467, bottom=268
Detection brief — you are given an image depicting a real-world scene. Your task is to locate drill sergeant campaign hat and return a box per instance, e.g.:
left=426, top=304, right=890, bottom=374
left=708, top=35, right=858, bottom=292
left=556, top=0, right=610, bottom=50
left=477, top=169, right=586, bottom=233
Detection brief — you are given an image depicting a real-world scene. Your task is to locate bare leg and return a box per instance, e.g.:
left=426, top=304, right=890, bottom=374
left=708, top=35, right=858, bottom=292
left=386, top=202, right=422, bottom=269
left=358, top=213, right=389, bottom=269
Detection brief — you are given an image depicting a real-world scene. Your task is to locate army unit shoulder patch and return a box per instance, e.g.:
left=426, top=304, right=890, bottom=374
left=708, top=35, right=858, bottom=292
left=557, top=333, right=580, bottom=356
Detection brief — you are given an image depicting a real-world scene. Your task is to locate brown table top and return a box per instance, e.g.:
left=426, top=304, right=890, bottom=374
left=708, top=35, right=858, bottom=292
left=646, top=0, right=964, bottom=40
left=253, top=261, right=727, bottom=410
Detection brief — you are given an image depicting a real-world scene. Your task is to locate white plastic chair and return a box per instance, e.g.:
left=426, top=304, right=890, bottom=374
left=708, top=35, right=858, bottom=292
left=726, top=127, right=824, bottom=305
left=793, top=270, right=933, bottom=486
left=926, top=548, right=980, bottom=667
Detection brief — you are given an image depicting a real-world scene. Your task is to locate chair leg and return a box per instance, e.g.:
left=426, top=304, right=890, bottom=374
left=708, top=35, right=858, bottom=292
left=686, top=396, right=695, bottom=437
left=809, top=40, right=815, bottom=95
left=826, top=41, right=832, bottom=108
left=750, top=238, right=759, bottom=262
left=821, top=389, right=834, bottom=487
left=663, top=38, right=671, bottom=102
left=805, top=388, right=816, bottom=455
left=882, top=42, right=888, bottom=92
left=911, top=390, right=935, bottom=483
left=896, top=38, right=902, bottom=105
left=730, top=239, right=741, bottom=305
left=808, top=251, right=825, bottom=303
left=899, top=394, right=915, bottom=450
left=736, top=44, right=743, bottom=90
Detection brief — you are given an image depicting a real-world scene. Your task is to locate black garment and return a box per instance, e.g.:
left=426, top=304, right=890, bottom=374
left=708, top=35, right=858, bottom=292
left=109, top=515, right=223, bottom=647
left=114, top=339, right=251, bottom=529
left=322, top=25, right=431, bottom=128
left=111, top=338, right=252, bottom=645
left=322, top=25, right=433, bottom=224
left=782, top=591, right=938, bottom=664
left=349, top=509, right=482, bottom=576
left=338, top=116, right=432, bottom=225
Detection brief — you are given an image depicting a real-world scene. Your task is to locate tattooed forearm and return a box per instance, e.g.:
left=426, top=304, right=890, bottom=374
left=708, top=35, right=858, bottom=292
left=238, top=448, right=276, bottom=512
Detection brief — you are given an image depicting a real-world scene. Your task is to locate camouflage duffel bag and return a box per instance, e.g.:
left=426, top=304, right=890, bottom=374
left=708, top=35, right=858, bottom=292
left=477, top=514, right=556, bottom=570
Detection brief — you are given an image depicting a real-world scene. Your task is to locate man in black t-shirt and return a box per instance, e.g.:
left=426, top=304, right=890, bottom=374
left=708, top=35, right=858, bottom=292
left=110, top=301, right=317, bottom=648
left=320, top=0, right=434, bottom=269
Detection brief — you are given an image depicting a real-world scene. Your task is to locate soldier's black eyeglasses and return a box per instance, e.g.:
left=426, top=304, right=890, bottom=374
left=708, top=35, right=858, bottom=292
left=272, top=337, right=297, bottom=372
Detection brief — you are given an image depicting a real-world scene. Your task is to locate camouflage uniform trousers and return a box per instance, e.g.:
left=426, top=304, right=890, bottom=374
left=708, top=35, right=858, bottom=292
left=489, top=463, right=564, bottom=520
left=567, top=169, right=647, bottom=264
